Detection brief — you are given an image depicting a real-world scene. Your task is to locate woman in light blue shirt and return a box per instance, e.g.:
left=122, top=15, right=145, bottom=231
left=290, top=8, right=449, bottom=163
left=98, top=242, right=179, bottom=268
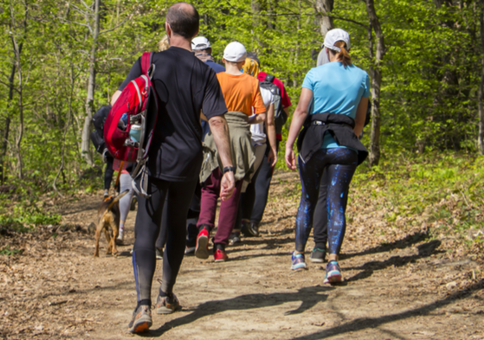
left=285, top=29, right=370, bottom=283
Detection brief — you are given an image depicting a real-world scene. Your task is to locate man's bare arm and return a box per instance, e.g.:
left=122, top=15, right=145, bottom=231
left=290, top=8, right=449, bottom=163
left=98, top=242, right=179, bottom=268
left=208, top=114, right=235, bottom=200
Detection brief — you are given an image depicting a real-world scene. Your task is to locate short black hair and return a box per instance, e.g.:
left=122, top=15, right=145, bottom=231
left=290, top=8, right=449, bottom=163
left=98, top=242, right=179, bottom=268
left=247, top=52, right=260, bottom=67
left=166, top=2, right=199, bottom=40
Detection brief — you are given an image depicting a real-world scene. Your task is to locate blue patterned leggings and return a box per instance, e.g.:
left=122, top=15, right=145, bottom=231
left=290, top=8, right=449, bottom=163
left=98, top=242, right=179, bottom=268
left=295, top=148, right=357, bottom=254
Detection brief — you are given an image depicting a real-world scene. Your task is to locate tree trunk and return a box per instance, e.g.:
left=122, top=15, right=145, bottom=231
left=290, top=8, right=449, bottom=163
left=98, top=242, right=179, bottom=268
left=315, top=0, right=334, bottom=36
left=315, top=0, right=334, bottom=66
left=81, top=0, right=101, bottom=167
left=478, top=1, right=484, bottom=154
left=365, top=0, right=385, bottom=167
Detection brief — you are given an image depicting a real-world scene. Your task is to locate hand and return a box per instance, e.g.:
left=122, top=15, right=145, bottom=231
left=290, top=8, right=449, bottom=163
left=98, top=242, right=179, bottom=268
left=220, top=170, right=235, bottom=201
left=267, top=148, right=277, bottom=168
left=285, top=147, right=297, bottom=170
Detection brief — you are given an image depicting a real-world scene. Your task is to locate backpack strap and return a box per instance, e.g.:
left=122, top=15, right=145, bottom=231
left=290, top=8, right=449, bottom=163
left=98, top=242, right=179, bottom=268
left=140, top=52, right=152, bottom=75
left=265, top=74, right=276, bottom=83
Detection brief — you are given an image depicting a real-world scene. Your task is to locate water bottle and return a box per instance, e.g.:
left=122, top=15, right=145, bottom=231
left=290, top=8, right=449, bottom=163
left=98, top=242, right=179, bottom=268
left=129, top=124, right=142, bottom=143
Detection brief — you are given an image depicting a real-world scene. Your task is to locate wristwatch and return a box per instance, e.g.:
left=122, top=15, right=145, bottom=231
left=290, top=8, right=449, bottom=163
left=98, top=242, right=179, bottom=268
left=222, top=166, right=236, bottom=174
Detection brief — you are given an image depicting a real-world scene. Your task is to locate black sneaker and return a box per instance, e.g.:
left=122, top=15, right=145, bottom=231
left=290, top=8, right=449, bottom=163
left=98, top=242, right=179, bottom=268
left=240, top=220, right=252, bottom=237
left=309, top=247, right=326, bottom=263
left=128, top=305, right=152, bottom=333
left=156, top=248, right=163, bottom=260
left=248, top=221, right=259, bottom=237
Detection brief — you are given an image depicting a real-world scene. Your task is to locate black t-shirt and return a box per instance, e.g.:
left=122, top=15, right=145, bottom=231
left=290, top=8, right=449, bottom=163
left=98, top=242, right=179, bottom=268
left=119, top=47, right=227, bottom=181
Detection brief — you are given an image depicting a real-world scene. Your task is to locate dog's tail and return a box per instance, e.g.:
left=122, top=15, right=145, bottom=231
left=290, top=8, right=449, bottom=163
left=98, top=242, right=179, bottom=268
left=107, top=189, right=130, bottom=210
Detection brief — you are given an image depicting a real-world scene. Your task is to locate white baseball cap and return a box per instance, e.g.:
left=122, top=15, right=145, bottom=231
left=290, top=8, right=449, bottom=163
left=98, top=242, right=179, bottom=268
left=192, top=36, right=211, bottom=51
left=323, top=28, right=351, bottom=52
left=223, top=42, right=247, bottom=62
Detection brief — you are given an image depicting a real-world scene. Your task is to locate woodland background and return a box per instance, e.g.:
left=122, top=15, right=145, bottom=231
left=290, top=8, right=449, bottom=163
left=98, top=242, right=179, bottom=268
left=3, top=0, right=484, bottom=232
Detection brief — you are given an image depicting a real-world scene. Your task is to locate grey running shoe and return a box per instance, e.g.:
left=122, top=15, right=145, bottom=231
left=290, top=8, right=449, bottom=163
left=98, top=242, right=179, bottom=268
left=103, top=189, right=109, bottom=198
left=156, top=248, right=163, bottom=260
left=185, top=246, right=195, bottom=255
left=309, top=248, right=326, bottom=263
left=229, top=231, right=241, bottom=245
left=128, top=305, right=152, bottom=334
left=155, top=293, right=181, bottom=314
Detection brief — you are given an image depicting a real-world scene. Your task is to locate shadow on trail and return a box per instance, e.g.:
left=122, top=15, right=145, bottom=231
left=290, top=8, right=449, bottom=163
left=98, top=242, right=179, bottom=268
left=142, top=286, right=334, bottom=337
left=290, top=278, right=484, bottom=340
left=345, top=240, right=442, bottom=282
left=340, top=230, right=432, bottom=261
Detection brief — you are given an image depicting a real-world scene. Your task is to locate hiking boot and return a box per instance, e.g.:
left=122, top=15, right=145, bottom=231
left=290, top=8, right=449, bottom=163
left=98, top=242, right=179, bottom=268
left=103, top=189, right=109, bottom=198
left=240, top=220, right=252, bottom=237
left=195, top=225, right=210, bottom=259
left=156, top=247, right=163, bottom=260
left=248, top=221, right=260, bottom=237
left=128, top=305, right=152, bottom=334
left=291, top=251, right=307, bottom=271
left=324, top=260, right=343, bottom=284
left=229, top=231, right=241, bottom=245
left=155, top=293, right=181, bottom=314
left=214, top=244, right=228, bottom=262
left=309, top=247, right=326, bottom=263
left=185, top=246, right=196, bottom=255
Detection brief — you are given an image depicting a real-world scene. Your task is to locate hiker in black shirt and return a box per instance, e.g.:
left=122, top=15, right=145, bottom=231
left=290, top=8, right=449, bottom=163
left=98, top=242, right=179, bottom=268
left=116, top=2, right=235, bottom=333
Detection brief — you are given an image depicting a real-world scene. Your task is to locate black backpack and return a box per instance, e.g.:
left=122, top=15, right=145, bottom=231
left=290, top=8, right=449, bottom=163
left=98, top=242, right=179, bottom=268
left=259, top=74, right=287, bottom=135
left=90, top=104, right=111, bottom=153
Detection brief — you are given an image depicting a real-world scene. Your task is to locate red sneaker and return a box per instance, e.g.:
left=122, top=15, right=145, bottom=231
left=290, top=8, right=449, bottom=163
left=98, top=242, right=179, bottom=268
left=214, top=248, right=228, bottom=262
left=195, top=226, right=210, bottom=259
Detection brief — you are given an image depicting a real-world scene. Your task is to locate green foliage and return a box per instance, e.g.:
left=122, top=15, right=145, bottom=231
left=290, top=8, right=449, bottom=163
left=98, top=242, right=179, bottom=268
left=0, top=245, right=23, bottom=256
left=352, top=152, right=484, bottom=242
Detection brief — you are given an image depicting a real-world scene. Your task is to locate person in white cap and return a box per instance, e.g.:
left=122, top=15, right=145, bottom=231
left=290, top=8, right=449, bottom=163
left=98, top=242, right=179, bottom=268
left=285, top=28, right=370, bottom=283
left=195, top=41, right=266, bottom=262
left=191, top=36, right=225, bottom=73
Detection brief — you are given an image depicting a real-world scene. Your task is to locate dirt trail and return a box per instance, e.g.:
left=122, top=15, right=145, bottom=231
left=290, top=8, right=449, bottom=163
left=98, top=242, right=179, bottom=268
left=1, top=171, right=483, bottom=339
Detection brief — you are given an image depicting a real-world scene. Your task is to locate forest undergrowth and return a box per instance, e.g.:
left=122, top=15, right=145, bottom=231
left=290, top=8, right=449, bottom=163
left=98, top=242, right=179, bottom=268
left=1, top=152, right=484, bottom=260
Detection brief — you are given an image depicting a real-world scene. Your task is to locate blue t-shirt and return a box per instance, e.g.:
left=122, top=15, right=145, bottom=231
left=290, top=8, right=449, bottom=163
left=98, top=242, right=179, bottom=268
left=302, top=62, right=370, bottom=148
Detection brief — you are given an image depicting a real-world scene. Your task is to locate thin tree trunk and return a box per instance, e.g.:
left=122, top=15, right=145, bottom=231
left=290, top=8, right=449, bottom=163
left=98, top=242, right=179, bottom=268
left=365, top=0, right=385, bottom=167
left=478, top=1, right=484, bottom=154
left=315, top=0, right=334, bottom=66
left=81, top=0, right=101, bottom=167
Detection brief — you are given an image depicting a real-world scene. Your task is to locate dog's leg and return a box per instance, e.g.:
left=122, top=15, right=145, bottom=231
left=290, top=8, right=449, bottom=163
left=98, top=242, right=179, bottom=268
left=93, top=222, right=103, bottom=257
left=104, top=228, right=112, bottom=255
left=111, top=222, right=118, bottom=256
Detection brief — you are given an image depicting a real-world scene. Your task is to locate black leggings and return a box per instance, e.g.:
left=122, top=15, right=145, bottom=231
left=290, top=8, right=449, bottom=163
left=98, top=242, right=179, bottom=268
left=295, top=148, right=357, bottom=255
left=104, top=156, right=114, bottom=190
left=155, top=182, right=202, bottom=249
left=132, top=176, right=197, bottom=306
left=237, top=141, right=278, bottom=224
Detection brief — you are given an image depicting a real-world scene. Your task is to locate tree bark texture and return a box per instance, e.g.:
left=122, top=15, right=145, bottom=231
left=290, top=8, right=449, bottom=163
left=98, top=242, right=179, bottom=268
left=315, top=0, right=334, bottom=36
left=478, top=0, right=484, bottom=154
left=365, top=0, right=385, bottom=167
left=81, top=0, right=101, bottom=167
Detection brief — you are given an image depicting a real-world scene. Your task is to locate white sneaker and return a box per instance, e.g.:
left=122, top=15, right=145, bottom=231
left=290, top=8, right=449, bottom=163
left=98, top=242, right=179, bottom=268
left=116, top=230, right=124, bottom=245
left=185, top=246, right=195, bottom=255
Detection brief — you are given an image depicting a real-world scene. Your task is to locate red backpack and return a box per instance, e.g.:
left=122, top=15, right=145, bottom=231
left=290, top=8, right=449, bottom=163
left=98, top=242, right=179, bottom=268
left=104, top=52, right=159, bottom=197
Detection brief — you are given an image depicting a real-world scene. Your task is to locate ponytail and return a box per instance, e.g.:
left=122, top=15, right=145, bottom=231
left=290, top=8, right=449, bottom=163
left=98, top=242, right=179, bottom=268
left=333, top=41, right=352, bottom=67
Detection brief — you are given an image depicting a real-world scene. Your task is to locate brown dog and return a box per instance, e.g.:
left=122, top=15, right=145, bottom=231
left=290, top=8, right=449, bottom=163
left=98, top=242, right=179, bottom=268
left=93, top=190, right=129, bottom=257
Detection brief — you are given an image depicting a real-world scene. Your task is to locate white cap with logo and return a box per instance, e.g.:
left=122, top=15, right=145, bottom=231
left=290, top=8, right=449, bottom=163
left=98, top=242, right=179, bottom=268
left=323, top=28, right=351, bottom=52
left=192, top=36, right=211, bottom=51
left=223, top=42, right=247, bottom=63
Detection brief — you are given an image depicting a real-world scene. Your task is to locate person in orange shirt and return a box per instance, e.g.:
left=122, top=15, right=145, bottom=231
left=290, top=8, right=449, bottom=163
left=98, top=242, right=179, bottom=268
left=196, top=41, right=266, bottom=262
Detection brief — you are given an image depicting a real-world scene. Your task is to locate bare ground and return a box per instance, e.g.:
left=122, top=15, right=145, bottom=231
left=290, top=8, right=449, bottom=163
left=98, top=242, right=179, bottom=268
left=1, top=171, right=483, bottom=339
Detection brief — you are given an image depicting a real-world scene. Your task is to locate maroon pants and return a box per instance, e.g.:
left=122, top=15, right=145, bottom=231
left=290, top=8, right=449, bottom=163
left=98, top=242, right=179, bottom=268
left=198, top=168, right=243, bottom=245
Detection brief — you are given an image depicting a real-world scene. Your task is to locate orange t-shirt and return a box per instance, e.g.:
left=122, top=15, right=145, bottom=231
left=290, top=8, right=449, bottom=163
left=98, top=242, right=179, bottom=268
left=216, top=73, right=266, bottom=115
